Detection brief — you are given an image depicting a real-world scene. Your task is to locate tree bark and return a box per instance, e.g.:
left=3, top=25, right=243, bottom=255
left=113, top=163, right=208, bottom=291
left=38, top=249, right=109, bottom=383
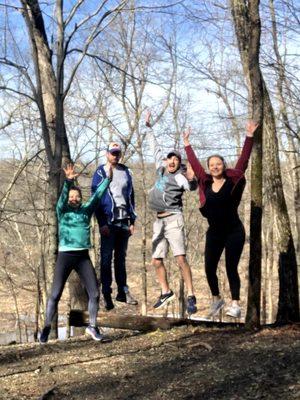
left=231, top=0, right=299, bottom=326
left=69, top=309, right=244, bottom=331
left=20, top=0, right=85, bottom=337
left=269, top=0, right=300, bottom=276
left=263, top=86, right=299, bottom=323
left=230, top=0, right=263, bottom=329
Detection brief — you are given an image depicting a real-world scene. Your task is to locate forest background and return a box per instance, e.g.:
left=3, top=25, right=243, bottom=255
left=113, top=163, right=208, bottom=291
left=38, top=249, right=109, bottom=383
left=0, top=0, right=299, bottom=345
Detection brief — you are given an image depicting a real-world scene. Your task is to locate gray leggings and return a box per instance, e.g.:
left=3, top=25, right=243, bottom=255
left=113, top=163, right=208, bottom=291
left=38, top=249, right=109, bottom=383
left=45, top=250, right=99, bottom=327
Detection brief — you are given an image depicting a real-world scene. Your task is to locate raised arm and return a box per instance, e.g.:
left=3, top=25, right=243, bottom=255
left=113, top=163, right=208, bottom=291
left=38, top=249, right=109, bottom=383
left=56, top=164, right=79, bottom=217
left=175, top=163, right=198, bottom=192
left=185, top=163, right=198, bottom=191
left=91, top=168, right=102, bottom=194
left=84, top=166, right=112, bottom=214
left=183, top=127, right=208, bottom=182
left=145, top=110, right=164, bottom=169
left=235, top=120, right=259, bottom=172
left=175, top=173, right=198, bottom=192
left=56, top=180, right=73, bottom=218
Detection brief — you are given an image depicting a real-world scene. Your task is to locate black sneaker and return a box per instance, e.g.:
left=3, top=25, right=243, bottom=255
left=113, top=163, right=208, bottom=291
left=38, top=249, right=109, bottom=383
left=187, top=295, right=197, bottom=315
left=116, top=287, right=138, bottom=305
left=39, top=326, right=51, bottom=343
left=103, top=293, right=114, bottom=311
left=153, top=290, right=175, bottom=309
left=116, top=292, right=126, bottom=302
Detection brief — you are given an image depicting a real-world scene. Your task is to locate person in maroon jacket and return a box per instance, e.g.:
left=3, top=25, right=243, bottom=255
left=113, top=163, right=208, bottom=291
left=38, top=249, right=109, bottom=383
left=183, top=121, right=259, bottom=318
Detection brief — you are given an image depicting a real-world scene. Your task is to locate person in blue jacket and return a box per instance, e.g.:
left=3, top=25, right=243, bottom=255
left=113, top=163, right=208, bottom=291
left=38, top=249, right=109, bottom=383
left=91, top=142, right=137, bottom=310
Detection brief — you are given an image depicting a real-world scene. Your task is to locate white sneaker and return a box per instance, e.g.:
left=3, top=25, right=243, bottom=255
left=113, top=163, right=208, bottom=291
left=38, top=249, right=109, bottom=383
left=226, top=305, right=241, bottom=318
left=207, top=299, right=225, bottom=317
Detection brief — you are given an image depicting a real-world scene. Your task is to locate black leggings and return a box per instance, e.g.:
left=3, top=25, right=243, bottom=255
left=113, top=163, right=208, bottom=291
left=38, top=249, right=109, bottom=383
left=205, top=223, right=245, bottom=300
left=45, top=250, right=99, bottom=327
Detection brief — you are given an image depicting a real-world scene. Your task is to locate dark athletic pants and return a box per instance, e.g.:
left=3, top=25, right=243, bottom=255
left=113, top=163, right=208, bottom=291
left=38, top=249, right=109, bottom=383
left=45, top=250, right=99, bottom=327
left=205, top=222, right=245, bottom=300
left=100, top=223, right=130, bottom=295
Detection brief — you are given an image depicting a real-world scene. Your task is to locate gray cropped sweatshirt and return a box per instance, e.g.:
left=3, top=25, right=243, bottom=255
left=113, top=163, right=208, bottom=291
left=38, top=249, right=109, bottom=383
left=147, top=129, right=197, bottom=213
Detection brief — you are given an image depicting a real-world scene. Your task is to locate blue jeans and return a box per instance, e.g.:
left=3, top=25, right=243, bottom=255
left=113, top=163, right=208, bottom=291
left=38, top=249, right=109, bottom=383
left=100, top=222, right=130, bottom=295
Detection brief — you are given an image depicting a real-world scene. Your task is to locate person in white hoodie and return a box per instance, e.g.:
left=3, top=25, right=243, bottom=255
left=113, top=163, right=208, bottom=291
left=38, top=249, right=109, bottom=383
left=145, top=111, right=198, bottom=315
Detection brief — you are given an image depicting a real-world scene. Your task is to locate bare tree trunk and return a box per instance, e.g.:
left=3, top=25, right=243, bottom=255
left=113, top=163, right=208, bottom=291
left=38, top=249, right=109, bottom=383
left=230, top=0, right=264, bottom=329
left=262, top=204, right=274, bottom=324
left=231, top=0, right=299, bottom=325
left=269, top=0, right=300, bottom=275
left=140, top=166, right=148, bottom=316
left=3, top=254, right=22, bottom=343
left=263, top=86, right=299, bottom=323
left=267, top=206, right=274, bottom=323
left=262, top=220, right=267, bottom=325
left=178, top=278, right=185, bottom=318
left=20, top=1, right=87, bottom=338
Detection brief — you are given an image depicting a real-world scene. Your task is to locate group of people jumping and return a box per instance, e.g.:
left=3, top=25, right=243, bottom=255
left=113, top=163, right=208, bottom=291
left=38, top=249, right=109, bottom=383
left=39, top=111, right=259, bottom=343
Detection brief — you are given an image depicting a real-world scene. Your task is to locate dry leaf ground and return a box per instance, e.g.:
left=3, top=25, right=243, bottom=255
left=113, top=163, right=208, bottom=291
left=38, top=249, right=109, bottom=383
left=0, top=324, right=299, bottom=399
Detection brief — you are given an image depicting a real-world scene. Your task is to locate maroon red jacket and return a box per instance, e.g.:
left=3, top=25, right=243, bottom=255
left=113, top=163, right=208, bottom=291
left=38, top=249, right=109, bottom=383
left=184, top=136, right=254, bottom=208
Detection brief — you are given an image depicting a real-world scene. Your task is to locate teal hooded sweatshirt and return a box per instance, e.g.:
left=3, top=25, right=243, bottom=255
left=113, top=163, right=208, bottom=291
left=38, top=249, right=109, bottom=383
left=57, top=178, right=110, bottom=251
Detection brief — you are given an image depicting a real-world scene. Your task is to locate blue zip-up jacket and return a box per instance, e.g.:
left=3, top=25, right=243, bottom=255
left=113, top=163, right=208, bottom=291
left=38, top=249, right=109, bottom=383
left=91, top=163, right=136, bottom=227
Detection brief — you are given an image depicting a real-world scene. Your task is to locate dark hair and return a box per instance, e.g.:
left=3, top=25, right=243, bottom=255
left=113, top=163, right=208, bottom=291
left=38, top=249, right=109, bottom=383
left=69, top=186, right=82, bottom=198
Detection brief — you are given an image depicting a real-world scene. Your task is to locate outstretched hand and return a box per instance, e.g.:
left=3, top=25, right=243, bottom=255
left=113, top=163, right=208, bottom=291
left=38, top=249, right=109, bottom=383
left=107, top=164, right=113, bottom=180
left=183, top=127, right=191, bottom=146
left=63, top=163, right=79, bottom=180
left=185, top=162, right=195, bottom=180
left=246, top=120, right=260, bottom=137
left=145, top=110, right=152, bottom=127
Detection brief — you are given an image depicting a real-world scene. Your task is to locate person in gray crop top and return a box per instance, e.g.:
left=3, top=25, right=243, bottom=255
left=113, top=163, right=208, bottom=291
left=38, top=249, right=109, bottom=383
left=146, top=111, right=198, bottom=316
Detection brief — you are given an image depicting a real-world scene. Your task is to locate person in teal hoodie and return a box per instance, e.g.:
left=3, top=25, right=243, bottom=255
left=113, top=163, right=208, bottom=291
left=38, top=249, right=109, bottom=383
left=39, top=163, right=112, bottom=343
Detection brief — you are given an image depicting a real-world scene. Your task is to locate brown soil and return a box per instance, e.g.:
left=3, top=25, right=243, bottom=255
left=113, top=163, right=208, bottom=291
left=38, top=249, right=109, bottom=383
left=0, top=324, right=299, bottom=400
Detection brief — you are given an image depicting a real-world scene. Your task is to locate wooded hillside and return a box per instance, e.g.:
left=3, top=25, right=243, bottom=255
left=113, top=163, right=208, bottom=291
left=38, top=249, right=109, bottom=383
left=0, top=1, right=299, bottom=342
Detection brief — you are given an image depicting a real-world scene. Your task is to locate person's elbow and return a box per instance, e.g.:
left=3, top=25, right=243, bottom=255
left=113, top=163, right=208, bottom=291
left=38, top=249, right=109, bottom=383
left=189, top=180, right=198, bottom=191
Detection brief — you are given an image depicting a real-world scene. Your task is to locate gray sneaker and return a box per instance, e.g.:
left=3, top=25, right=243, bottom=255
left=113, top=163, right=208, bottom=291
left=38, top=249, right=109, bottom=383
left=85, top=326, right=103, bottom=341
left=124, top=287, right=138, bottom=305
left=208, top=299, right=225, bottom=317
left=226, top=305, right=241, bottom=318
left=116, top=287, right=138, bottom=305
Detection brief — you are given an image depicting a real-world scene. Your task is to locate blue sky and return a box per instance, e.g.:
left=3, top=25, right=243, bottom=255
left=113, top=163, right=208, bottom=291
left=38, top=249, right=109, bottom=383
left=0, top=0, right=298, bottom=163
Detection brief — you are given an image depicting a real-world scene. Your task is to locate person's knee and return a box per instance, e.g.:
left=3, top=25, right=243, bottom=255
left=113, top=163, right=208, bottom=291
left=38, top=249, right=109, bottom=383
left=88, top=287, right=99, bottom=301
left=101, top=254, right=113, bottom=268
left=48, top=292, right=60, bottom=304
left=205, top=263, right=216, bottom=276
left=114, top=252, right=127, bottom=264
left=90, top=292, right=99, bottom=303
left=226, top=265, right=240, bottom=279
left=152, top=258, right=163, bottom=268
left=176, top=255, right=188, bottom=269
left=101, top=246, right=113, bottom=260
